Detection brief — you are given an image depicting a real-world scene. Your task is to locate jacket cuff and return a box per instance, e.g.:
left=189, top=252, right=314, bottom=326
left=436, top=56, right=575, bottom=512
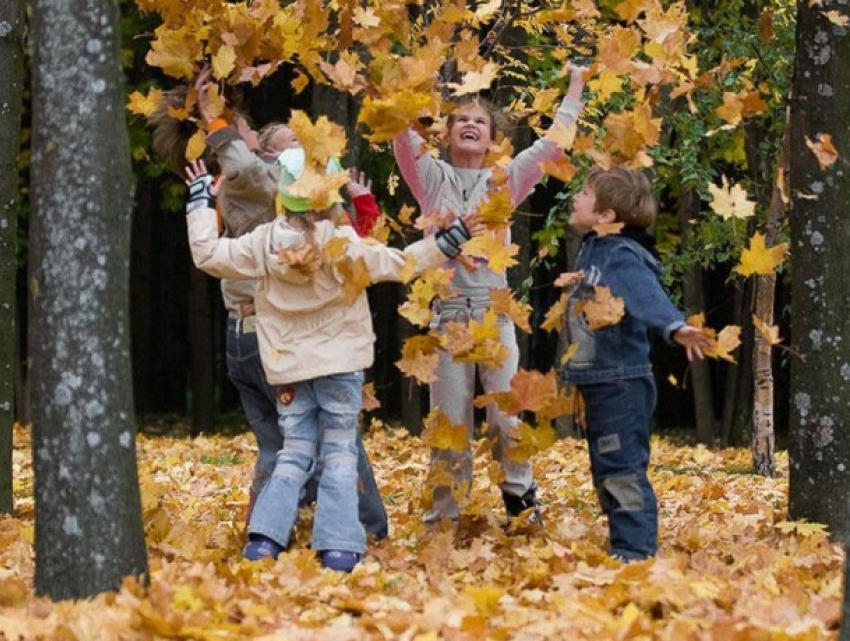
left=665, top=321, right=686, bottom=345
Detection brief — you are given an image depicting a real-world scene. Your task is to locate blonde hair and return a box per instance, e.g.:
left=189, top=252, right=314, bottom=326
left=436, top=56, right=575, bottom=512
left=586, top=166, right=656, bottom=229
left=148, top=85, right=199, bottom=174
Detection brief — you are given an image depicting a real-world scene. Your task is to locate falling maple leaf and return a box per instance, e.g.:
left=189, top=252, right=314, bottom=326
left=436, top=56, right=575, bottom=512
left=709, top=176, right=757, bottom=220
left=541, top=293, right=569, bottom=332
left=575, top=286, right=625, bottom=330
left=805, top=134, right=839, bottom=169
left=421, top=408, right=469, bottom=451
left=396, top=334, right=441, bottom=383
left=703, top=325, right=742, bottom=363
left=127, top=89, right=163, bottom=117
left=446, top=62, right=500, bottom=96
left=753, top=315, right=783, bottom=346
left=489, top=288, right=531, bottom=334
left=334, top=256, right=371, bottom=305
left=461, top=231, right=519, bottom=274
left=735, top=232, right=789, bottom=277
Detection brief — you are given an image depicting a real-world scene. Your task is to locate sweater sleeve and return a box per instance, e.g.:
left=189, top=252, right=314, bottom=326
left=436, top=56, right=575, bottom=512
left=393, top=129, right=444, bottom=215
left=506, top=96, right=584, bottom=206
left=187, top=207, right=268, bottom=281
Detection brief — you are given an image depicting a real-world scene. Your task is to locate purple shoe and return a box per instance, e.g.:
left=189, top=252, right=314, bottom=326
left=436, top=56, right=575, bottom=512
left=320, top=550, right=361, bottom=573
left=243, top=535, right=284, bottom=561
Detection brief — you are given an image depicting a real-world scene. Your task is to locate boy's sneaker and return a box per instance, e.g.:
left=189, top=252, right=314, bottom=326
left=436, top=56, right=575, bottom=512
left=320, top=550, right=361, bottom=573
left=243, top=534, right=285, bottom=561
left=502, top=487, right=543, bottom=528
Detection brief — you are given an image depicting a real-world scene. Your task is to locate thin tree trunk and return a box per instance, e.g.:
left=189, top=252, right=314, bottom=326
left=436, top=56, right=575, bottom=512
left=677, top=189, right=715, bottom=444
left=0, top=0, right=26, bottom=516
left=187, top=267, right=215, bottom=435
left=751, top=130, right=789, bottom=477
left=29, top=0, right=148, bottom=597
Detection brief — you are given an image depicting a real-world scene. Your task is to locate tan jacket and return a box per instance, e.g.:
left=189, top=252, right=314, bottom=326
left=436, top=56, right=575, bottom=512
left=188, top=208, right=448, bottom=385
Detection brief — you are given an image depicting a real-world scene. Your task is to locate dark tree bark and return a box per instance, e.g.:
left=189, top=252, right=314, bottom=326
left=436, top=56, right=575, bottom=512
left=0, top=0, right=26, bottom=516
left=29, top=0, right=148, bottom=597
left=677, top=189, right=716, bottom=444
left=788, top=1, right=850, bottom=542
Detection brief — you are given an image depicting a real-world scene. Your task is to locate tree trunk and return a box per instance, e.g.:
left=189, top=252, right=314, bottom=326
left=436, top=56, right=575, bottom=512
left=677, top=189, right=715, bottom=444
left=788, top=2, right=850, bottom=542
left=0, top=0, right=26, bottom=516
left=187, top=266, right=215, bottom=435
left=29, top=0, right=148, bottom=598
left=751, top=130, right=789, bottom=477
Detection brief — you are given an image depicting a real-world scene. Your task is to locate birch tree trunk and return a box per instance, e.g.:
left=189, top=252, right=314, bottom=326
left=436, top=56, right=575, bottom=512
left=788, top=1, right=850, bottom=540
left=29, top=0, right=148, bottom=597
left=0, top=0, right=26, bottom=516
left=751, top=131, right=789, bottom=477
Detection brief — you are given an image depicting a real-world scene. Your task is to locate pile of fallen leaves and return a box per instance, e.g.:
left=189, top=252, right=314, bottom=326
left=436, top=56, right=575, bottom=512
left=0, top=421, right=843, bottom=639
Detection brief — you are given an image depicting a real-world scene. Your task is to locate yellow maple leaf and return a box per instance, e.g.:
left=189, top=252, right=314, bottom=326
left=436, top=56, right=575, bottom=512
left=335, top=256, right=371, bottom=305
left=288, top=111, right=347, bottom=168
left=396, top=334, right=441, bottom=383
left=127, top=89, right=163, bottom=117
left=361, top=382, right=380, bottom=412
left=211, top=44, right=237, bottom=80
left=505, top=421, right=558, bottom=463
left=462, top=584, right=504, bottom=616
left=805, top=134, right=839, bottom=169
left=318, top=51, right=366, bottom=95
left=703, top=325, right=741, bottom=363
left=735, top=232, right=789, bottom=277
left=447, top=62, right=500, bottom=96
left=358, top=91, right=438, bottom=143
left=489, top=288, right=531, bottom=334
left=600, top=103, right=661, bottom=162
left=185, top=130, right=207, bottom=162
left=824, top=10, right=849, bottom=26
left=753, top=314, right=783, bottom=346
left=461, top=231, right=518, bottom=274
left=539, top=155, right=578, bottom=184
left=774, top=520, right=829, bottom=536
left=422, top=408, right=469, bottom=451
left=146, top=25, right=201, bottom=80
left=286, top=167, right=350, bottom=212
left=597, top=25, right=641, bottom=74
left=477, top=188, right=513, bottom=229
left=709, top=176, right=757, bottom=220
left=576, top=286, right=625, bottom=330
left=541, top=293, right=569, bottom=332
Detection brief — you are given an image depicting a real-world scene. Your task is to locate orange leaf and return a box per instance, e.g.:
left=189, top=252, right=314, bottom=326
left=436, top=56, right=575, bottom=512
left=575, top=286, right=624, bottom=330
left=805, top=134, right=839, bottom=170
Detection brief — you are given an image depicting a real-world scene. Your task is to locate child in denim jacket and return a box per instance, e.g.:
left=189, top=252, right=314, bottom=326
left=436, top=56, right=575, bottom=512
left=561, top=167, right=712, bottom=560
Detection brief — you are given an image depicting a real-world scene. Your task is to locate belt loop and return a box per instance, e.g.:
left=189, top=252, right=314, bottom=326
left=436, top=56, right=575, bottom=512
left=235, top=318, right=242, bottom=334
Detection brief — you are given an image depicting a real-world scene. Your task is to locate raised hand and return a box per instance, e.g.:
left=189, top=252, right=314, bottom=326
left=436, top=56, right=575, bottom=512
left=184, top=159, right=215, bottom=213
left=345, top=168, right=373, bottom=199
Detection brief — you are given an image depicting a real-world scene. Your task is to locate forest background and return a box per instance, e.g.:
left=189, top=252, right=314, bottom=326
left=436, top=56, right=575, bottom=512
left=1, top=0, right=850, bottom=638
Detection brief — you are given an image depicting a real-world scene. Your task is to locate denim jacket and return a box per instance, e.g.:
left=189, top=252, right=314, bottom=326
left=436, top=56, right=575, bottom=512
left=561, top=231, right=685, bottom=385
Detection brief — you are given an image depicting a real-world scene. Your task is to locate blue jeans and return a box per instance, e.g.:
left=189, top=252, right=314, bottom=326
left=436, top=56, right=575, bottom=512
left=578, top=376, right=658, bottom=560
left=226, top=318, right=388, bottom=538
left=249, top=371, right=367, bottom=553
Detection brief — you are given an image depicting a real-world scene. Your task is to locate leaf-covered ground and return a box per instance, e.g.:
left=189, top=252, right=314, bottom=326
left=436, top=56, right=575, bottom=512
left=0, top=422, right=843, bottom=640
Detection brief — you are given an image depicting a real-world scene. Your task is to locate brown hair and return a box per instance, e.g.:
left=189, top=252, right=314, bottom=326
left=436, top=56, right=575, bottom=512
left=147, top=85, right=200, bottom=174
left=446, top=96, right=506, bottom=141
left=585, top=166, right=656, bottom=229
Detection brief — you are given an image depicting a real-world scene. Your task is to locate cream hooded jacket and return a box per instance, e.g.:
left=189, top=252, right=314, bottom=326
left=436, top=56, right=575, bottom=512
left=188, top=208, right=448, bottom=385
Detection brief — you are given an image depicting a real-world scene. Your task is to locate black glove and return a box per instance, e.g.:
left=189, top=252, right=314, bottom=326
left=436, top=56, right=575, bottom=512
left=186, top=173, right=215, bottom=213
left=435, top=217, right=471, bottom=258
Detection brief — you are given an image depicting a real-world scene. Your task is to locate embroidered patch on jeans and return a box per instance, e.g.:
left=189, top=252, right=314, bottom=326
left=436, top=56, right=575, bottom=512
left=597, top=434, right=621, bottom=454
left=277, top=386, right=296, bottom=406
